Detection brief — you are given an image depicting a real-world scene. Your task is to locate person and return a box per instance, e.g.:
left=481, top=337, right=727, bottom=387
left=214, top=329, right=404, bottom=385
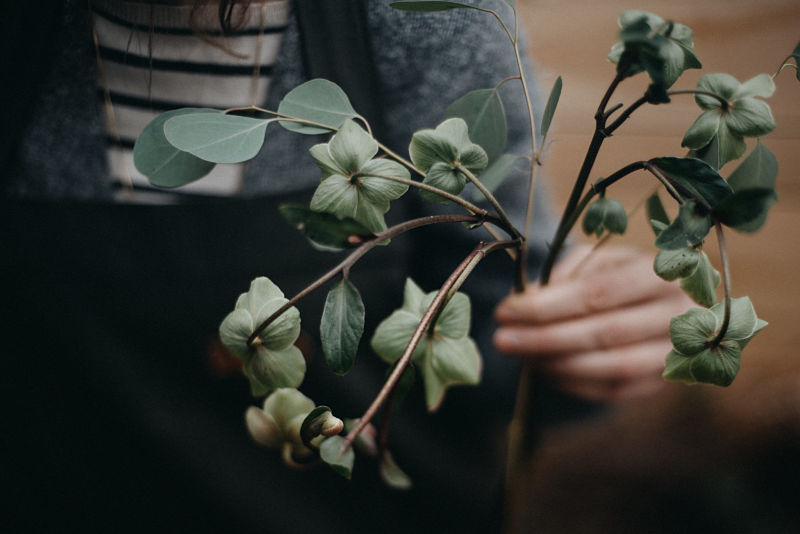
left=1, top=1, right=691, bottom=532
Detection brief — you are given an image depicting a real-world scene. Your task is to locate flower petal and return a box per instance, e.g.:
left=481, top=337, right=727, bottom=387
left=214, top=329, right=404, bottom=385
left=370, top=309, right=427, bottom=364
left=726, top=97, right=776, bottom=138
left=328, top=119, right=378, bottom=173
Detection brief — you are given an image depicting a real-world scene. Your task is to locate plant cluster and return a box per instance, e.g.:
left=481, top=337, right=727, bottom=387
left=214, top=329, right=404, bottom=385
left=133, top=0, right=798, bottom=496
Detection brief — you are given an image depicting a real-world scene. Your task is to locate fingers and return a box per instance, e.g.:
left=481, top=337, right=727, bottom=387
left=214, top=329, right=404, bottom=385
left=555, top=375, right=667, bottom=403
left=537, top=338, right=672, bottom=382
left=495, top=249, right=677, bottom=325
left=494, top=293, right=689, bottom=355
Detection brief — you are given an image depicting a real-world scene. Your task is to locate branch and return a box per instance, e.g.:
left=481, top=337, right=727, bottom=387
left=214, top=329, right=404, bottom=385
left=344, top=239, right=521, bottom=449
left=246, top=213, right=485, bottom=346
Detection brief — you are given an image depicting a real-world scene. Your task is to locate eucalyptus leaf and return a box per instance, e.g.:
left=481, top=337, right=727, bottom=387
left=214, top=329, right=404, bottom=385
left=133, top=108, right=217, bottom=187
left=540, top=76, right=562, bottom=142
left=319, top=436, right=355, bottom=480
left=444, top=88, right=507, bottom=163
left=164, top=112, right=269, bottom=163
left=277, top=79, right=358, bottom=134
left=279, top=203, right=374, bottom=252
left=649, top=157, right=732, bottom=208
left=320, top=279, right=365, bottom=375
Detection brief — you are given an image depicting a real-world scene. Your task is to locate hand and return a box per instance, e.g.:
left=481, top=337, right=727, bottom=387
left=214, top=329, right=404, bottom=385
left=493, top=245, right=694, bottom=402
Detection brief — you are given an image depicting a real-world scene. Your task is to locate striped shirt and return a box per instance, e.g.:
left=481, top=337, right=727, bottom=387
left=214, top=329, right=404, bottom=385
left=91, top=0, right=290, bottom=203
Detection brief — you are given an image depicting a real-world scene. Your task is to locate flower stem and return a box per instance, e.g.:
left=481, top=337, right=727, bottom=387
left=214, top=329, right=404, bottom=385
left=246, top=213, right=484, bottom=346
left=711, top=223, right=732, bottom=347
left=344, top=239, right=520, bottom=449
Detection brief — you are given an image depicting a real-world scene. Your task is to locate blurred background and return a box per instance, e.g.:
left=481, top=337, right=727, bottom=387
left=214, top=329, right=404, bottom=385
left=515, top=0, right=800, bottom=531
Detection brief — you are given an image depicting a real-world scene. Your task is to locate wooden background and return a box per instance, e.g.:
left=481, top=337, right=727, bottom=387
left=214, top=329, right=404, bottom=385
left=515, top=1, right=800, bottom=531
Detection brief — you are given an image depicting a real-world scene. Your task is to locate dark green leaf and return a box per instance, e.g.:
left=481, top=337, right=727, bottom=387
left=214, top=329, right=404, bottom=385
left=646, top=192, right=670, bottom=234
left=649, top=157, right=732, bottom=208
left=470, top=153, right=521, bottom=201
left=277, top=79, right=358, bottom=134
left=319, top=436, right=355, bottom=479
left=320, top=279, right=365, bottom=375
left=540, top=76, right=562, bottom=142
left=444, top=88, right=507, bottom=164
left=279, top=203, right=374, bottom=252
left=300, top=406, right=333, bottom=448
left=133, top=108, right=217, bottom=188
left=712, top=188, right=777, bottom=233
left=390, top=1, right=479, bottom=12
left=654, top=201, right=712, bottom=250
left=727, top=141, right=778, bottom=192
left=164, top=112, right=269, bottom=163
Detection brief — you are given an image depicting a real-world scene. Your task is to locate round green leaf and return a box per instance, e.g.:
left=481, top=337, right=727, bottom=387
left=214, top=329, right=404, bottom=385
left=277, top=79, right=358, bottom=134
left=663, top=349, right=696, bottom=384
left=444, top=88, right=507, bottom=164
left=320, top=279, right=365, bottom=375
left=133, top=108, right=216, bottom=188
left=164, top=112, right=269, bottom=163
left=655, top=201, right=712, bottom=250
left=421, top=162, right=466, bottom=203
left=727, top=141, right=778, bottom=192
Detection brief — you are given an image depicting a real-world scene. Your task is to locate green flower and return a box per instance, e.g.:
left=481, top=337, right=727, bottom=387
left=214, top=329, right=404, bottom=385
left=309, top=119, right=409, bottom=233
left=370, top=278, right=482, bottom=411
left=409, top=118, right=488, bottom=203
left=608, top=10, right=701, bottom=87
left=219, top=277, right=305, bottom=395
left=245, top=388, right=315, bottom=460
left=682, top=73, right=776, bottom=167
left=663, top=297, right=767, bottom=386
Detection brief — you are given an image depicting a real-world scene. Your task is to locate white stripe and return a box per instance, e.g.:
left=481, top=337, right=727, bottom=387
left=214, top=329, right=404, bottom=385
left=108, top=145, right=244, bottom=196
left=94, top=15, right=284, bottom=66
